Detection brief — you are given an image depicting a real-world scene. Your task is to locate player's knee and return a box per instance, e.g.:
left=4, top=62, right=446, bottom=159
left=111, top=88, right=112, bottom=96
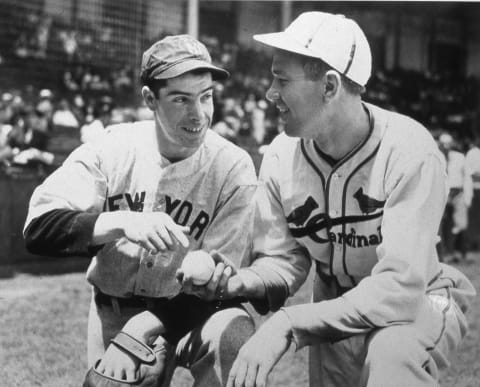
left=365, top=326, right=421, bottom=368
left=204, top=307, right=255, bottom=353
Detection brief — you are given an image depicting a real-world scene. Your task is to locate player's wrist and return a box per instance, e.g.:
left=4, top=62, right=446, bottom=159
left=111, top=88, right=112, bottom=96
left=92, top=211, right=130, bottom=244
left=229, top=268, right=266, bottom=299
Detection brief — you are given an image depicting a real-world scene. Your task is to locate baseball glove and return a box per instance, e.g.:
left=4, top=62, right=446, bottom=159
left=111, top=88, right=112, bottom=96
left=83, top=332, right=167, bottom=387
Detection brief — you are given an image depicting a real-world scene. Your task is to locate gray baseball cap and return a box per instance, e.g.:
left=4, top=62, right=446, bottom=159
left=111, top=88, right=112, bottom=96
left=140, top=35, right=229, bottom=82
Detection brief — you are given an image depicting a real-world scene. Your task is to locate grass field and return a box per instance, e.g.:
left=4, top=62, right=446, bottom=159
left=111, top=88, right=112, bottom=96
left=0, top=256, right=479, bottom=387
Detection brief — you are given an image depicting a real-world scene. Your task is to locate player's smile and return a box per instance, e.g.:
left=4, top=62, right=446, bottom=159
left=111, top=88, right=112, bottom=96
left=181, top=125, right=205, bottom=133
left=276, top=104, right=290, bottom=122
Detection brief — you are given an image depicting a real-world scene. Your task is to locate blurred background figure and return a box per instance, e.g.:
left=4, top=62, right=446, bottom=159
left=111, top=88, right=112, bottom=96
left=52, top=98, right=79, bottom=128
left=437, top=132, right=473, bottom=263
left=80, top=95, right=113, bottom=143
left=35, top=88, right=54, bottom=131
left=466, top=136, right=480, bottom=252
left=0, top=107, right=54, bottom=167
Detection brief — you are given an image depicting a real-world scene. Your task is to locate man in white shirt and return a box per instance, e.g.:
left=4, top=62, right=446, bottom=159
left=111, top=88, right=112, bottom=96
left=438, top=133, right=473, bottom=262
left=465, top=136, right=480, bottom=251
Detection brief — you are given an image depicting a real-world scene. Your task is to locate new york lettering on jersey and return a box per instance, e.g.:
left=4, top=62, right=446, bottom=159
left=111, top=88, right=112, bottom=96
left=105, top=192, right=210, bottom=241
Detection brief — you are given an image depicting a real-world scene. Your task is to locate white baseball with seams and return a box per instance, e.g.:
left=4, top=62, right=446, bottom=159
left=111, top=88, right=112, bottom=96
left=181, top=250, right=215, bottom=285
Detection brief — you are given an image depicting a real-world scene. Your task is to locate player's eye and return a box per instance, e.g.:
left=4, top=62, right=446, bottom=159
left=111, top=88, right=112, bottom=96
left=274, top=76, right=289, bottom=87
left=201, top=93, right=213, bottom=103
left=172, top=96, right=188, bottom=103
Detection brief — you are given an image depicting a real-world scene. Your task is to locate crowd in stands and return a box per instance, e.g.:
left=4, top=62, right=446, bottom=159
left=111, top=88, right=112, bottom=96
left=1, top=16, right=480, bottom=257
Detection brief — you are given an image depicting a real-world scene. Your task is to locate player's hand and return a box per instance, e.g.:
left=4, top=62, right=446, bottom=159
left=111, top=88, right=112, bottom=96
left=121, top=212, right=190, bottom=253
left=177, top=250, right=237, bottom=301
left=227, top=311, right=293, bottom=387
left=95, top=343, right=139, bottom=382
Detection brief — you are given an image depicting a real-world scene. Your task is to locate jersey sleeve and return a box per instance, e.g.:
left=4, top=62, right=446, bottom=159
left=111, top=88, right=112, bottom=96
left=248, top=148, right=312, bottom=313
left=200, top=153, right=257, bottom=270
left=282, top=152, right=449, bottom=349
left=23, top=143, right=108, bottom=256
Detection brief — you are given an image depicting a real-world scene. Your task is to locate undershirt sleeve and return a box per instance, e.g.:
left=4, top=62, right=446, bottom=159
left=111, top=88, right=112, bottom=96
left=24, top=208, right=101, bottom=257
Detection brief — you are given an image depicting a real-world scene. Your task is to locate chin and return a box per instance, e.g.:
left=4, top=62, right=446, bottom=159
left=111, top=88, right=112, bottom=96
left=283, top=123, right=302, bottom=138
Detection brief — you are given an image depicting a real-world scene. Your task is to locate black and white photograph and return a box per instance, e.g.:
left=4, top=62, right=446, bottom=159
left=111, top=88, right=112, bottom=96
left=1, top=1, right=479, bottom=386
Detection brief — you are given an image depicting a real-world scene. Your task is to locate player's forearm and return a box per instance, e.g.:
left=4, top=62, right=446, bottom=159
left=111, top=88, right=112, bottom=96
left=24, top=209, right=100, bottom=257
left=281, top=297, right=372, bottom=350
left=91, top=211, right=129, bottom=245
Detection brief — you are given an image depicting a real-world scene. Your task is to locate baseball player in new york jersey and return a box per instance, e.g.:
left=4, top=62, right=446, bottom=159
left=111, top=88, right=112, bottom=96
left=216, top=13, right=476, bottom=387
left=24, top=35, right=256, bottom=387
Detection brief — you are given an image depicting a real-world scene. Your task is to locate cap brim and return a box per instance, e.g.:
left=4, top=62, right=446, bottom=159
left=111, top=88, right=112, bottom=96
left=152, top=59, right=229, bottom=81
left=253, top=32, right=319, bottom=59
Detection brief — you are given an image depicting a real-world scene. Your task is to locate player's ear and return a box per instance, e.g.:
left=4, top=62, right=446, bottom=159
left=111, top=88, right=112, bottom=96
left=141, top=86, right=157, bottom=111
left=324, top=70, right=341, bottom=100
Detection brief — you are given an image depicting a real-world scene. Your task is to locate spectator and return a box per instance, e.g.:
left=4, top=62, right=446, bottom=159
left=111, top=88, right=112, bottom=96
left=36, top=89, right=54, bottom=132
left=52, top=98, right=79, bottom=128
left=80, top=96, right=113, bottom=143
left=438, top=133, right=473, bottom=262
left=465, top=136, right=480, bottom=251
left=212, top=114, right=240, bottom=144
left=1, top=108, right=53, bottom=166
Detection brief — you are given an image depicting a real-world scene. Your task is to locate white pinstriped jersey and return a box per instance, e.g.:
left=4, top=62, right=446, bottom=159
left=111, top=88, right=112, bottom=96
left=250, top=103, right=474, bottom=339
left=26, top=121, right=257, bottom=298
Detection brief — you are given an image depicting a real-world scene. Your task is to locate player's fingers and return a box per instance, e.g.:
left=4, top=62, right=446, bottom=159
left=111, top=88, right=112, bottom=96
left=177, top=269, right=202, bottom=296
left=154, top=225, right=174, bottom=248
left=136, top=237, right=157, bottom=254
left=166, top=224, right=190, bottom=248
left=255, top=365, right=269, bottom=387
left=227, top=359, right=244, bottom=387
left=206, top=262, right=225, bottom=293
left=233, top=361, right=249, bottom=387
left=95, top=359, right=106, bottom=374
left=103, top=365, right=114, bottom=378
left=125, top=367, right=136, bottom=382
left=147, top=234, right=167, bottom=253
left=210, top=249, right=226, bottom=264
left=217, top=265, right=232, bottom=296
left=113, top=367, right=125, bottom=381
left=211, top=250, right=237, bottom=274
left=244, top=363, right=260, bottom=387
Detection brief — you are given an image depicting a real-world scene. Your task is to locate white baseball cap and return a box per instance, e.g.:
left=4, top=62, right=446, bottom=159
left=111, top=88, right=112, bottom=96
left=253, top=12, right=372, bottom=87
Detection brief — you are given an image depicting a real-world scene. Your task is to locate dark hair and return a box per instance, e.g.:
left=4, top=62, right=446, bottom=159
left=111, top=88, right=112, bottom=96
left=298, top=54, right=365, bottom=96
left=141, top=68, right=214, bottom=99
left=142, top=78, right=168, bottom=99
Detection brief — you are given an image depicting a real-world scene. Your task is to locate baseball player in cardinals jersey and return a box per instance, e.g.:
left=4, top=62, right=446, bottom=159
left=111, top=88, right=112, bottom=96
left=23, top=35, right=256, bottom=386
left=200, top=13, right=476, bottom=387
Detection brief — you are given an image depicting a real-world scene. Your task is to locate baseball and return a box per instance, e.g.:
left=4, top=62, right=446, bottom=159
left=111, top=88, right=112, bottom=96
left=181, top=250, right=215, bottom=285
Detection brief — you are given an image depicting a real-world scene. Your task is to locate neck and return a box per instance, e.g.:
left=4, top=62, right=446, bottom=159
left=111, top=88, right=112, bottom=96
left=314, top=100, right=370, bottom=160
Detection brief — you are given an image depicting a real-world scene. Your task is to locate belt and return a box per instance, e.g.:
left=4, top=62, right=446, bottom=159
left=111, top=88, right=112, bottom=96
left=94, top=290, right=167, bottom=310
left=315, top=264, right=352, bottom=297
left=94, top=289, right=248, bottom=312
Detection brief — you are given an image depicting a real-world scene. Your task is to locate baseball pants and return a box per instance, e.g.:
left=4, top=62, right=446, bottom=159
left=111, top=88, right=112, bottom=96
left=87, top=290, right=255, bottom=387
left=308, top=272, right=468, bottom=387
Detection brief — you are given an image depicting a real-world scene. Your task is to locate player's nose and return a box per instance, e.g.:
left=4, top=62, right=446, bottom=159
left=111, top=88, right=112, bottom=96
left=266, top=87, right=280, bottom=103
left=188, top=101, right=203, bottom=123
